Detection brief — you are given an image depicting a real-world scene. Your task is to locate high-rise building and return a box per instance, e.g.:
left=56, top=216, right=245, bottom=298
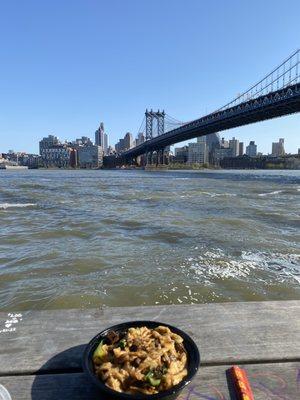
left=124, top=132, right=134, bottom=150
left=188, top=140, right=208, bottom=164
left=104, top=133, right=108, bottom=155
left=246, top=141, right=257, bottom=157
left=136, top=132, right=145, bottom=146
left=95, top=122, right=105, bottom=147
left=95, top=122, right=109, bottom=155
left=272, top=138, right=285, bottom=157
left=239, top=142, right=244, bottom=156
left=229, top=137, right=239, bottom=157
left=205, top=133, right=220, bottom=149
left=203, top=133, right=220, bottom=164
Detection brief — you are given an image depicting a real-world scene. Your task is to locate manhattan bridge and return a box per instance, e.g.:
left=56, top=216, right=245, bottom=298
left=105, top=49, right=300, bottom=167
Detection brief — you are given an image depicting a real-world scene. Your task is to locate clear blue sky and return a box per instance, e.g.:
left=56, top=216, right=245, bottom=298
left=0, top=0, right=299, bottom=154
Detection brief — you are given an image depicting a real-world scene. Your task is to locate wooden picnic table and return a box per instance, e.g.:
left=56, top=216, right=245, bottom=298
left=0, top=300, right=299, bottom=399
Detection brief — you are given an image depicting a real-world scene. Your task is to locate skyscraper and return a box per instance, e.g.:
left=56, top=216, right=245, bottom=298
left=124, top=132, right=134, bottom=150
left=246, top=141, right=257, bottom=157
left=204, top=133, right=220, bottom=164
left=229, top=137, right=239, bottom=157
left=239, top=142, right=244, bottom=156
left=188, top=139, right=208, bottom=164
left=104, top=133, right=108, bottom=155
left=95, top=122, right=105, bottom=147
left=272, top=138, right=285, bottom=157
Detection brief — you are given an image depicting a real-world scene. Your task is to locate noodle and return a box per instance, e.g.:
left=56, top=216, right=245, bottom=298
left=93, top=326, right=188, bottom=394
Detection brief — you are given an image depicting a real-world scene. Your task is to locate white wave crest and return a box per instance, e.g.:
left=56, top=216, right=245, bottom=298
left=183, top=248, right=300, bottom=284
left=0, top=203, right=36, bottom=209
left=201, top=191, right=237, bottom=197
left=258, top=190, right=283, bottom=197
left=183, top=250, right=256, bottom=281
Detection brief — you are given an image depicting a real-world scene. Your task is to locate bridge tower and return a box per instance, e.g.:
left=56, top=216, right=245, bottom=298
left=145, top=109, right=165, bottom=140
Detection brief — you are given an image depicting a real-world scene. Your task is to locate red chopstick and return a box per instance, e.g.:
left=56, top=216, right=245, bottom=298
left=229, top=365, right=254, bottom=400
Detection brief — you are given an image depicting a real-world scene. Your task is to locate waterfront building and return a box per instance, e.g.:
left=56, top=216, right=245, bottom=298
left=188, top=139, right=208, bottom=164
left=272, top=138, right=285, bottom=157
left=77, top=145, right=103, bottom=168
left=213, top=136, right=233, bottom=164
left=239, top=142, right=244, bottom=156
left=174, top=146, right=189, bottom=163
left=214, top=147, right=233, bottom=164
left=41, top=146, right=76, bottom=168
left=246, top=141, right=257, bottom=157
left=229, top=137, right=239, bottom=157
left=27, top=154, right=40, bottom=168
left=220, top=154, right=300, bottom=169
left=39, top=135, right=60, bottom=155
left=205, top=133, right=220, bottom=164
left=15, top=153, right=40, bottom=168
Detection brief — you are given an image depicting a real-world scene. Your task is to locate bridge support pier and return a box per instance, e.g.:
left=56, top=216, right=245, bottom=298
left=145, top=148, right=170, bottom=168
left=163, top=149, right=169, bottom=165
left=159, top=149, right=164, bottom=165
left=146, top=151, right=153, bottom=166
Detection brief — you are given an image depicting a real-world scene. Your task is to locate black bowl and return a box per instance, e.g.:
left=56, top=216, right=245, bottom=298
left=83, top=320, right=200, bottom=400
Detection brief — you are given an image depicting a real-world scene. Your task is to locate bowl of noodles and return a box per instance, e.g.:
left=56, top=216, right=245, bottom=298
left=83, top=321, right=200, bottom=400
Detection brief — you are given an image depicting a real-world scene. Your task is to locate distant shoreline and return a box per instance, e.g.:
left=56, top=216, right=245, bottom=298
left=2, top=166, right=299, bottom=171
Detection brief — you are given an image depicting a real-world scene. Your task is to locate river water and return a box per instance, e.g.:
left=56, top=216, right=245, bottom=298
left=0, top=169, right=299, bottom=312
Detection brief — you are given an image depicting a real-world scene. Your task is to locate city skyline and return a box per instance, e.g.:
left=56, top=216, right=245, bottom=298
left=1, top=123, right=299, bottom=157
left=1, top=105, right=299, bottom=156
left=1, top=130, right=297, bottom=157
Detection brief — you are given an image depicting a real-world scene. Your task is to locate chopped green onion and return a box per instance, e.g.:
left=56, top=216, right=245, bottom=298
left=118, top=339, right=127, bottom=349
left=93, top=340, right=105, bottom=361
left=145, top=371, right=161, bottom=387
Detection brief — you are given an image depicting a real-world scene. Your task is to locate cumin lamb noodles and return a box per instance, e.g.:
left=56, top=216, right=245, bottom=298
left=93, top=325, right=188, bottom=394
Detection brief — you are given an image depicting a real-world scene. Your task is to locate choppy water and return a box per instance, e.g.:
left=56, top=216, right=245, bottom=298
left=0, top=169, right=299, bottom=312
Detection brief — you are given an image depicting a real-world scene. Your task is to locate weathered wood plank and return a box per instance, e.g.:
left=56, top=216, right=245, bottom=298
left=0, top=301, right=299, bottom=375
left=0, top=362, right=299, bottom=400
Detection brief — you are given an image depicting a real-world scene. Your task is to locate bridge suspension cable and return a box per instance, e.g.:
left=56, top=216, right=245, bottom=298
left=133, top=49, right=300, bottom=141
left=136, top=115, right=146, bottom=135
left=217, top=49, right=300, bottom=111
left=164, top=113, right=188, bottom=132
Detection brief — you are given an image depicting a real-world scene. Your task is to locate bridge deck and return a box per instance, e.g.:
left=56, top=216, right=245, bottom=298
left=0, top=301, right=299, bottom=399
left=117, top=83, right=300, bottom=160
